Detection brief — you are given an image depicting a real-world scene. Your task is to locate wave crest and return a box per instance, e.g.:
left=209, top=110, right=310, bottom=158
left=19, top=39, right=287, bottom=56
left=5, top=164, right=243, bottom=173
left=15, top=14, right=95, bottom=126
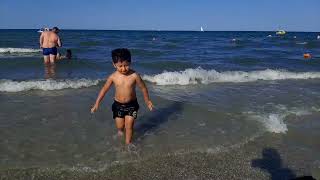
left=143, top=68, right=320, bottom=85
left=0, top=48, right=41, bottom=53
left=0, top=79, right=100, bottom=92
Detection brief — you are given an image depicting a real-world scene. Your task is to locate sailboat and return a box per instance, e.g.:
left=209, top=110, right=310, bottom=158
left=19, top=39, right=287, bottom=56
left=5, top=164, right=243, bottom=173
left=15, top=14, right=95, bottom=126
left=200, top=26, right=204, bottom=32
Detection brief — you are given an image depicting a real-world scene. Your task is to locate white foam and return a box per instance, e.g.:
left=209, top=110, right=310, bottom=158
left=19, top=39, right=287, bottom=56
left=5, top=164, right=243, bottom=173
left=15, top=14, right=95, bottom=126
left=0, top=48, right=41, bottom=53
left=0, top=79, right=100, bottom=92
left=143, top=68, right=320, bottom=85
left=246, top=112, right=288, bottom=134
left=296, top=42, right=308, bottom=45
left=261, top=114, right=288, bottom=133
left=246, top=104, right=319, bottom=134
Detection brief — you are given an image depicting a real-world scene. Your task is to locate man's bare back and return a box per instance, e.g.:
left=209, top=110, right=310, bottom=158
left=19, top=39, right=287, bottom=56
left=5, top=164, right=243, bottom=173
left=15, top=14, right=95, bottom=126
left=39, top=27, right=62, bottom=64
left=40, top=31, right=61, bottom=48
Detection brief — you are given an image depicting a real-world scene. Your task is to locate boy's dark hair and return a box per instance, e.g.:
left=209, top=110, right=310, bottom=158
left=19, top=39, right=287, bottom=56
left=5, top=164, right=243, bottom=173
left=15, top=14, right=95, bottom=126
left=66, top=49, right=72, bottom=59
left=52, top=27, right=60, bottom=32
left=112, top=48, right=131, bottom=63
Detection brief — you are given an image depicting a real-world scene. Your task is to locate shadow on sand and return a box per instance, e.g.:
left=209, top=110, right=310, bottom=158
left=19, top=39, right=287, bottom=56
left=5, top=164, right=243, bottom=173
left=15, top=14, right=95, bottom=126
left=134, top=102, right=183, bottom=142
left=252, top=148, right=316, bottom=180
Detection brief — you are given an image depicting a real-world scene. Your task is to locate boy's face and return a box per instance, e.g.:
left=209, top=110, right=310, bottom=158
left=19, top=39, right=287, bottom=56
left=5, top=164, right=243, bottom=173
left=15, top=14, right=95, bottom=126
left=113, top=60, right=131, bottom=75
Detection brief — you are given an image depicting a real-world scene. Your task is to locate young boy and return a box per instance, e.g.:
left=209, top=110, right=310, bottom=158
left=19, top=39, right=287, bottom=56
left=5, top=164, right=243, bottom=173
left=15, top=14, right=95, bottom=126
left=57, top=49, right=72, bottom=60
left=91, top=48, right=153, bottom=145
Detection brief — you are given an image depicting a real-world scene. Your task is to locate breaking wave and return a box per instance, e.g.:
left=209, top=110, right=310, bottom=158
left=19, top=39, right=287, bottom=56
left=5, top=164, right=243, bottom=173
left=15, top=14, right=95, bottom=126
left=143, top=68, right=320, bottom=85
left=0, top=79, right=101, bottom=92
left=0, top=48, right=41, bottom=53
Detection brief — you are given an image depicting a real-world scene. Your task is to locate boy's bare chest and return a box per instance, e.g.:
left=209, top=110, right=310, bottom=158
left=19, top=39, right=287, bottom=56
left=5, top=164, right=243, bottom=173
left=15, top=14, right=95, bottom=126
left=113, top=76, right=136, bottom=88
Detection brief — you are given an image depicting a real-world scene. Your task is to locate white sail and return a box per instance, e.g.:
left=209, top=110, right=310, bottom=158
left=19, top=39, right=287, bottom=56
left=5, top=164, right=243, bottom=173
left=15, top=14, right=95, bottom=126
left=200, top=26, right=204, bottom=32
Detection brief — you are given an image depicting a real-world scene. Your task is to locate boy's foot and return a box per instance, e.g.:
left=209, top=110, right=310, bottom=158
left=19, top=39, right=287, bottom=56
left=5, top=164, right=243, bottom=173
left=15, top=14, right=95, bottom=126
left=126, top=143, right=138, bottom=152
left=112, top=131, right=124, bottom=140
left=117, top=131, right=124, bottom=137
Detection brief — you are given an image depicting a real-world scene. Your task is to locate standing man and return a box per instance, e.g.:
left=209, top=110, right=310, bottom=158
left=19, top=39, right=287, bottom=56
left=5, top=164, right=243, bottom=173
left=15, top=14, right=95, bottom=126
left=39, top=27, right=62, bottom=64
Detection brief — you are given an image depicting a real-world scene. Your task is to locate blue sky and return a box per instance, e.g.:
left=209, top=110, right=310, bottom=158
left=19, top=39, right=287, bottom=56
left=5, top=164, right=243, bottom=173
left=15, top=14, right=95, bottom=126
left=0, top=0, right=319, bottom=32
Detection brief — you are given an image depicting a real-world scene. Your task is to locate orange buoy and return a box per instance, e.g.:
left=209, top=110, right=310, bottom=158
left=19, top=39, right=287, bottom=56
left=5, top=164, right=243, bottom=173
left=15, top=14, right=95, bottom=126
left=303, top=53, right=311, bottom=59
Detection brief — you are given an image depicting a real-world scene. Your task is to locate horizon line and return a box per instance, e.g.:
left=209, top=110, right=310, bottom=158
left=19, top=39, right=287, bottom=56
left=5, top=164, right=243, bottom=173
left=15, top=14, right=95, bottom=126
left=0, top=28, right=319, bottom=33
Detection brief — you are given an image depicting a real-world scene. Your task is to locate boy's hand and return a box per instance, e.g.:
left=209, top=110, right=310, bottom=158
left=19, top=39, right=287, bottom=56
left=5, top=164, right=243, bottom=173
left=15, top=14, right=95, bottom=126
left=91, top=104, right=99, bottom=113
left=146, top=100, right=154, bottom=111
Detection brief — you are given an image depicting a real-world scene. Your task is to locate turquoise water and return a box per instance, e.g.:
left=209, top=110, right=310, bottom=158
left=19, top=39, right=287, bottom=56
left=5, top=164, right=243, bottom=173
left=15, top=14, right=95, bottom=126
left=0, top=30, right=320, bottom=174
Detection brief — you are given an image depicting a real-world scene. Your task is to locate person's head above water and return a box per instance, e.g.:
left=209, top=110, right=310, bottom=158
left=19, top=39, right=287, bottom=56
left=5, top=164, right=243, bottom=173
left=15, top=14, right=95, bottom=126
left=66, top=49, right=72, bottom=59
left=111, top=48, right=131, bottom=63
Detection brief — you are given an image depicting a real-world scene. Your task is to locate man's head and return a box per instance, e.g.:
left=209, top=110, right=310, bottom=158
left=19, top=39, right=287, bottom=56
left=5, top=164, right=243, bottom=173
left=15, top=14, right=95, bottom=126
left=52, top=27, right=60, bottom=33
left=111, top=48, right=132, bottom=74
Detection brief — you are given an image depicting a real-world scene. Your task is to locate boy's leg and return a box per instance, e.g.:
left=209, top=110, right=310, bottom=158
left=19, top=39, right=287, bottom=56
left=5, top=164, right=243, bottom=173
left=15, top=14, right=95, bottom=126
left=124, top=116, right=135, bottom=144
left=115, top=117, right=125, bottom=136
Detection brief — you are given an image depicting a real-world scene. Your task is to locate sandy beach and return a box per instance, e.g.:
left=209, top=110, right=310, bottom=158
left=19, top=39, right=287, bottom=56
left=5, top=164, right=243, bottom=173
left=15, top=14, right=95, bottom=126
left=1, top=132, right=319, bottom=180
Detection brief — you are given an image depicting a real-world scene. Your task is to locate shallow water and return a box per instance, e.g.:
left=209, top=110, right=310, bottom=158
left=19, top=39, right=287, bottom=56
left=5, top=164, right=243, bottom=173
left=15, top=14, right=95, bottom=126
left=0, top=30, right=320, bottom=174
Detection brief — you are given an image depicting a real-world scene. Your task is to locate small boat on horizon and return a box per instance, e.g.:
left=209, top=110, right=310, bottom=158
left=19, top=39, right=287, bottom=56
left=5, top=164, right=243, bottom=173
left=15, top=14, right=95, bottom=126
left=276, top=30, right=286, bottom=35
left=200, top=26, right=204, bottom=32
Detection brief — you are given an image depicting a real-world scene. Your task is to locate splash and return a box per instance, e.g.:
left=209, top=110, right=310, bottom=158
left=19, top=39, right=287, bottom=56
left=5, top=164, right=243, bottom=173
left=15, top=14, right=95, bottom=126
left=261, top=114, right=288, bottom=133
left=247, top=105, right=315, bottom=134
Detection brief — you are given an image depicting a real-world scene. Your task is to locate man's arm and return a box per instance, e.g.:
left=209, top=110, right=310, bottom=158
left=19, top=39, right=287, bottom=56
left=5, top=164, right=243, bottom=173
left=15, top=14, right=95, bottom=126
left=39, top=33, right=44, bottom=48
left=91, top=75, right=113, bottom=113
left=57, top=37, right=62, bottom=47
left=136, top=73, right=153, bottom=111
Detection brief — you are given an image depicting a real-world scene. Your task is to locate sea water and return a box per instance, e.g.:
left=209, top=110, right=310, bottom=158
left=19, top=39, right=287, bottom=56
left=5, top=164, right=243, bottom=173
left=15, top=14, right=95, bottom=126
left=0, top=30, right=320, bottom=171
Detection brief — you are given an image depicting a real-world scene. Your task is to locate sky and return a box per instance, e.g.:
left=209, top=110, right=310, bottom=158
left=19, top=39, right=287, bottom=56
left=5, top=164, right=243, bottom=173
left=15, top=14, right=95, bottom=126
left=0, top=0, right=319, bottom=32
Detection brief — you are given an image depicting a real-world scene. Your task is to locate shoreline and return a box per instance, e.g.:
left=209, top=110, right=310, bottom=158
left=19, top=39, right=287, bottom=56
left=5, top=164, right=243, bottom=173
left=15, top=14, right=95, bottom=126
left=1, top=133, right=318, bottom=180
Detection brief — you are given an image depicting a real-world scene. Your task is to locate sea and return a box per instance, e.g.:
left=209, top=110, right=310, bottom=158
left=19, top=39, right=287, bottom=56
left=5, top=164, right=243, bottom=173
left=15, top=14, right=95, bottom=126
left=0, top=30, right=320, bottom=178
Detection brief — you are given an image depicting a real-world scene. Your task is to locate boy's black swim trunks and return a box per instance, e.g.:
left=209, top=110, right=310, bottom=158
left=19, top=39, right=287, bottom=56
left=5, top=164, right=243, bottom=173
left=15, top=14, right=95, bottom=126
left=112, top=99, right=139, bottom=119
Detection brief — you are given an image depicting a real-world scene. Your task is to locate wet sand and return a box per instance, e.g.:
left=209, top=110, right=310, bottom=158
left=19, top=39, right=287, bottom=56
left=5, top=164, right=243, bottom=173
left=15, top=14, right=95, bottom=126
left=1, top=133, right=318, bottom=180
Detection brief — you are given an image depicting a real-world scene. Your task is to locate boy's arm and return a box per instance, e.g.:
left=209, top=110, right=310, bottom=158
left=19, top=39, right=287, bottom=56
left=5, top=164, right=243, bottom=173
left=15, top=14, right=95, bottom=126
left=136, top=73, right=153, bottom=111
left=91, top=75, right=113, bottom=113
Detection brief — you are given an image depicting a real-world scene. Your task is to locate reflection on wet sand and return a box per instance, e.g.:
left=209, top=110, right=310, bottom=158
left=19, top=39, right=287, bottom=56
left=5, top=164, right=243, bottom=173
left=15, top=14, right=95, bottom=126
left=44, top=64, right=56, bottom=79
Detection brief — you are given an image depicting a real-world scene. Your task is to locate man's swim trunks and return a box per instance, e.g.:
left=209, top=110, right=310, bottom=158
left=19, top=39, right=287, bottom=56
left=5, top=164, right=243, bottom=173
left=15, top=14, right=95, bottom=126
left=112, top=99, right=139, bottom=119
left=42, top=47, right=58, bottom=55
